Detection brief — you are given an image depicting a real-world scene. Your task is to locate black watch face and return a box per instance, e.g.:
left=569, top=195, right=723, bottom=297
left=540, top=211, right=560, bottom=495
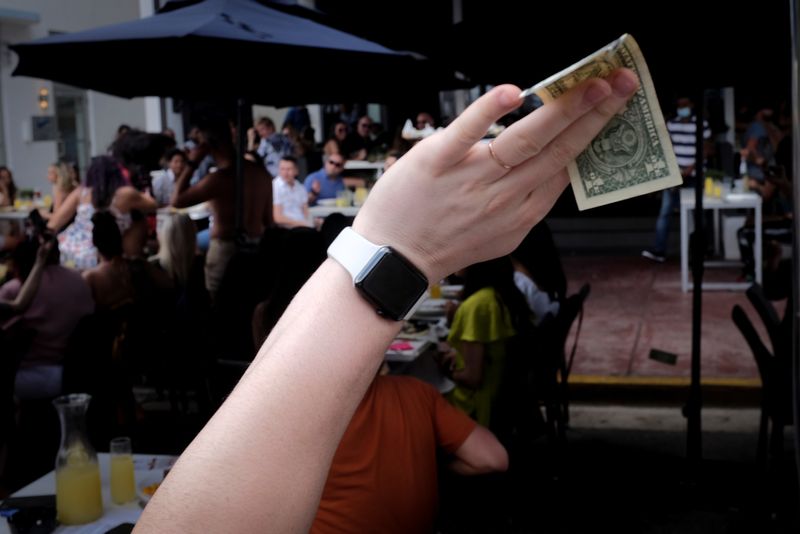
left=355, top=248, right=428, bottom=321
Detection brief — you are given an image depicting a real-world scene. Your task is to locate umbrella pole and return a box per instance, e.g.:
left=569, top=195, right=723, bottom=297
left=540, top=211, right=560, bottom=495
left=235, top=97, right=249, bottom=238
left=686, top=89, right=705, bottom=469
left=790, top=0, right=800, bottom=492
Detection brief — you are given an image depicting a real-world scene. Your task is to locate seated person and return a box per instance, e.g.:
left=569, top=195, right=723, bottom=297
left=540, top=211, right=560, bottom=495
left=273, top=156, right=311, bottom=228
left=47, top=161, right=80, bottom=213
left=152, top=149, right=188, bottom=207
left=341, top=115, right=375, bottom=161
left=442, top=257, right=532, bottom=427
left=304, top=155, right=346, bottom=206
left=0, top=166, right=16, bottom=208
left=311, top=374, right=507, bottom=533
left=738, top=165, right=793, bottom=295
left=82, top=211, right=135, bottom=311
left=510, top=221, right=565, bottom=325
left=0, top=237, right=94, bottom=399
left=154, top=213, right=209, bottom=310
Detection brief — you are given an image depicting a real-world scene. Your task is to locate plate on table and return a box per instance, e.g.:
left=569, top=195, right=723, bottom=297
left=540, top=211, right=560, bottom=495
left=415, top=298, right=448, bottom=317
left=137, top=471, right=165, bottom=507
left=399, top=321, right=430, bottom=339
left=440, top=285, right=463, bottom=299
left=317, top=198, right=337, bottom=207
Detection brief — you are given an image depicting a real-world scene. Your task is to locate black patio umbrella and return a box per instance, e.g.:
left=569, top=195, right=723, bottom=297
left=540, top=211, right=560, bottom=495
left=10, top=0, right=463, bottom=105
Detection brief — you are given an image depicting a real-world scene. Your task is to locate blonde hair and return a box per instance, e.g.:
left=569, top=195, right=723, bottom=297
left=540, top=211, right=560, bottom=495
left=54, top=162, right=79, bottom=194
left=157, top=214, right=196, bottom=288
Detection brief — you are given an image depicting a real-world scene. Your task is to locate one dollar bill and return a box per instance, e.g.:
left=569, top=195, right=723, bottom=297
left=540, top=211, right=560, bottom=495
left=520, top=34, right=681, bottom=210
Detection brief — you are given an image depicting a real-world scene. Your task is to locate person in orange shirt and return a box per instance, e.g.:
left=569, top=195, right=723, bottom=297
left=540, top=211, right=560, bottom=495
left=311, top=375, right=508, bottom=533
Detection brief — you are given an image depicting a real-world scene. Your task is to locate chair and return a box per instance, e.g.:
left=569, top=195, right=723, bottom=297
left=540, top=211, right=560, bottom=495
left=746, top=283, right=788, bottom=359
left=731, top=305, right=792, bottom=469
left=550, top=282, right=590, bottom=428
left=501, top=282, right=590, bottom=450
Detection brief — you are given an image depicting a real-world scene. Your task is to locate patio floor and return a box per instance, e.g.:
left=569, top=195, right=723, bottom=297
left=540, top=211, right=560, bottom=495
left=563, top=255, right=785, bottom=382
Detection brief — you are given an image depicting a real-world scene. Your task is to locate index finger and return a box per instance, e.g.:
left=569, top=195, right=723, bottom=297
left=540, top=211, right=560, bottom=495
left=435, top=85, right=523, bottom=165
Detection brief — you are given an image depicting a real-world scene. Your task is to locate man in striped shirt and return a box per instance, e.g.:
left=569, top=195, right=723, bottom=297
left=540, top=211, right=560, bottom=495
left=642, top=97, right=711, bottom=262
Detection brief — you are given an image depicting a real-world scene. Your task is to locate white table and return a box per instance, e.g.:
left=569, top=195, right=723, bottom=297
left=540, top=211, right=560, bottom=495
left=156, top=203, right=211, bottom=234
left=308, top=205, right=360, bottom=218
left=1, top=453, right=176, bottom=534
left=0, top=210, right=29, bottom=221
left=343, top=160, right=384, bottom=180
left=680, top=188, right=761, bottom=292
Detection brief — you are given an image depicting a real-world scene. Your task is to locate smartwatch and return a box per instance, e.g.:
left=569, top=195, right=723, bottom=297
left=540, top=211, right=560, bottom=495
left=327, top=227, right=428, bottom=321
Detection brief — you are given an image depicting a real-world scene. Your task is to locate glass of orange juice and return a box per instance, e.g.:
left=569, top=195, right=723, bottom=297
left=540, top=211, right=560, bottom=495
left=429, top=282, right=442, bottom=299
left=109, top=437, right=136, bottom=504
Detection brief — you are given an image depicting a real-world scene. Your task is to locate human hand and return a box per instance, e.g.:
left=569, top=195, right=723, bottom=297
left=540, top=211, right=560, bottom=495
left=312, top=180, right=321, bottom=194
left=441, top=351, right=457, bottom=377
left=188, top=142, right=210, bottom=164
left=35, top=237, right=55, bottom=263
left=353, top=68, right=639, bottom=282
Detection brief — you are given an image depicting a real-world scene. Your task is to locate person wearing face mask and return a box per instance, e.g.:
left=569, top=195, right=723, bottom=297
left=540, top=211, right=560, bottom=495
left=642, top=97, right=710, bottom=263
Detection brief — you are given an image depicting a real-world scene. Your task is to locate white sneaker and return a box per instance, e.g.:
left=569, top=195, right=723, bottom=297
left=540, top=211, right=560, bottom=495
left=641, top=249, right=666, bottom=263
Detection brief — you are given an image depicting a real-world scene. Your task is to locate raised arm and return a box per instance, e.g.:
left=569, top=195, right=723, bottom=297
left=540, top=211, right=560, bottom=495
left=47, top=187, right=81, bottom=232
left=136, top=69, right=638, bottom=534
left=0, top=239, right=53, bottom=314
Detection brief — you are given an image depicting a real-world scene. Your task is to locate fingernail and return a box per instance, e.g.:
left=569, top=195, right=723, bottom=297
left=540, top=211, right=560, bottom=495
left=611, top=70, right=638, bottom=96
left=583, top=81, right=611, bottom=105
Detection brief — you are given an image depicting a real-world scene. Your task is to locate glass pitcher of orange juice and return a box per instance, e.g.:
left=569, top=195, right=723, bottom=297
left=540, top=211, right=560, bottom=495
left=53, top=394, right=103, bottom=525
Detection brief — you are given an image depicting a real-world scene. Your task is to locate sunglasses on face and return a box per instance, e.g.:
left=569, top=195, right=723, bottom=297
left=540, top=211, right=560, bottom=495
left=327, top=160, right=344, bottom=167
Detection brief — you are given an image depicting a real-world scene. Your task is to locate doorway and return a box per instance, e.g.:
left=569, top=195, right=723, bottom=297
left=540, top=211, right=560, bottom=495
left=53, top=84, right=90, bottom=173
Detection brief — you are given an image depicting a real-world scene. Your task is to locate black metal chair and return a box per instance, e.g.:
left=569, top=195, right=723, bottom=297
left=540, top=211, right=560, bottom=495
left=731, top=305, right=792, bottom=469
left=499, top=282, right=591, bottom=451
left=746, top=282, right=790, bottom=361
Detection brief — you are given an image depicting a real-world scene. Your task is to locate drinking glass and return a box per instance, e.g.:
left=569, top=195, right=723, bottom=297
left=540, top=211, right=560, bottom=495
left=109, top=437, right=136, bottom=505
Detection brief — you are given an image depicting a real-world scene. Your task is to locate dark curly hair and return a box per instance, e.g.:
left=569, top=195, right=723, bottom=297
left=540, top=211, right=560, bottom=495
left=462, top=256, right=533, bottom=334
left=85, top=156, right=126, bottom=210
left=91, top=210, right=122, bottom=259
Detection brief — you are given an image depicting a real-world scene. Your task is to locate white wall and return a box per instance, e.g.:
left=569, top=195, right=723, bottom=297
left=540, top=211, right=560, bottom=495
left=0, top=0, right=147, bottom=192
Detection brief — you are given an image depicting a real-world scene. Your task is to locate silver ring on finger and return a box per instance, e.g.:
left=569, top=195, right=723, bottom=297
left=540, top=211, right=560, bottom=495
left=488, top=140, right=513, bottom=170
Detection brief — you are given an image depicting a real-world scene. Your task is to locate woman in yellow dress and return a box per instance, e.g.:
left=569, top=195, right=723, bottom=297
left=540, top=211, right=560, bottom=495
left=444, top=256, right=533, bottom=427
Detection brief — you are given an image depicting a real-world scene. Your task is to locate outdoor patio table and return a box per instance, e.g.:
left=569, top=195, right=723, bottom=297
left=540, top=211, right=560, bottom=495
left=680, top=188, right=762, bottom=292
left=0, top=453, right=176, bottom=534
left=0, top=209, right=29, bottom=222
left=343, top=160, right=384, bottom=181
left=308, top=205, right=359, bottom=218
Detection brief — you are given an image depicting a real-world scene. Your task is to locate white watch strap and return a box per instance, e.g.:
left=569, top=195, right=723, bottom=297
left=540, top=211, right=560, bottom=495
left=327, top=227, right=382, bottom=280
